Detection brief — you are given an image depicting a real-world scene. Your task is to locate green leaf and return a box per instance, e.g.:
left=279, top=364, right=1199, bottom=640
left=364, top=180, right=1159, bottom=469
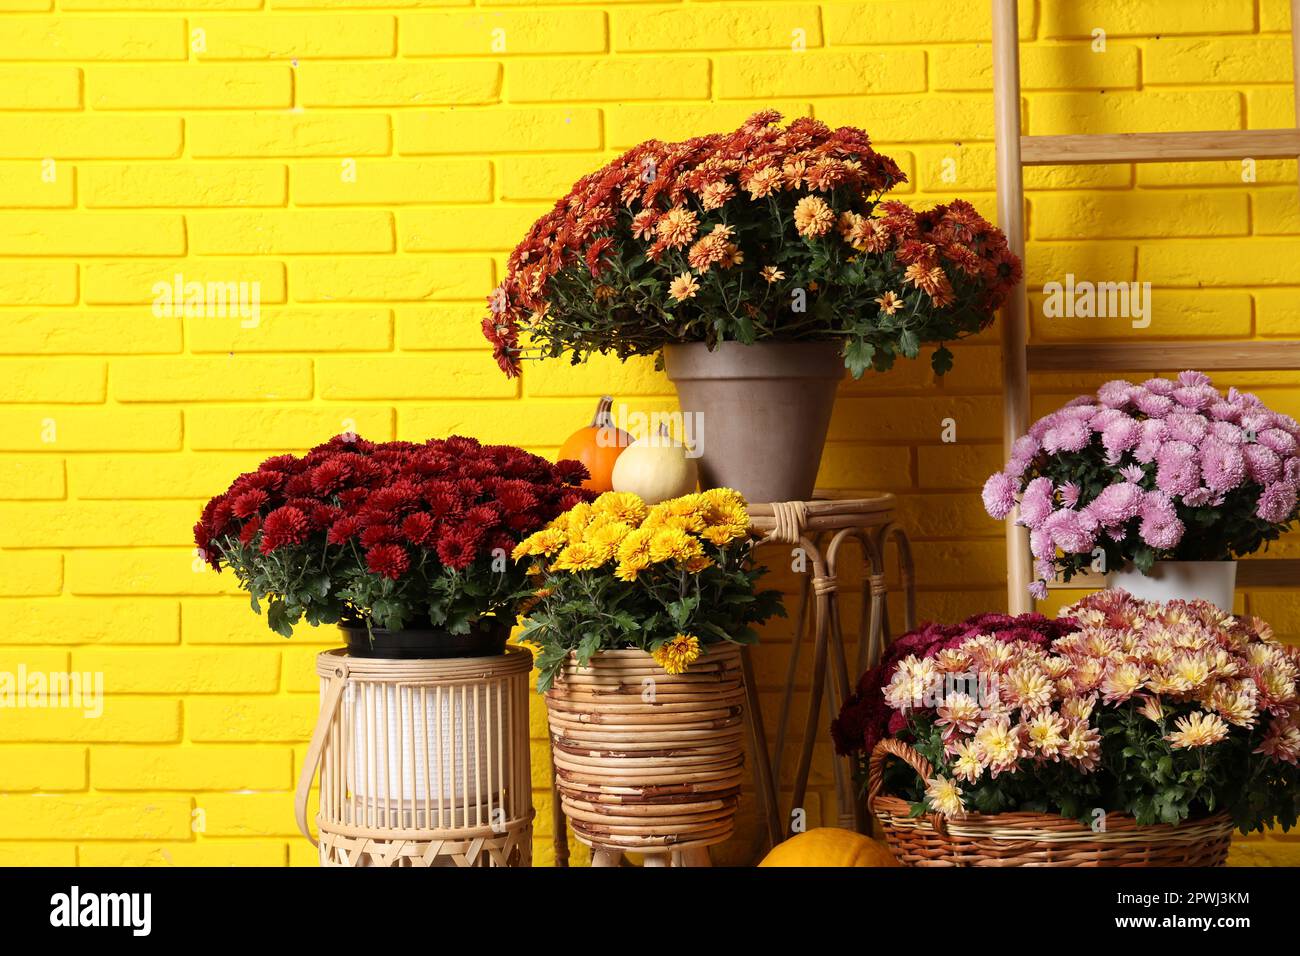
left=930, top=345, right=954, bottom=377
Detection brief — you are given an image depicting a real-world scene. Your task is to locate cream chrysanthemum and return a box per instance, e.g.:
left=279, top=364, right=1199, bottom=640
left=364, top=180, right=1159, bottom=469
left=1165, top=710, right=1230, bottom=749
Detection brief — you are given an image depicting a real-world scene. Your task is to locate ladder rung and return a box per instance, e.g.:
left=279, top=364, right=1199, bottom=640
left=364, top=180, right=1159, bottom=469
left=1047, top=561, right=1300, bottom=590
left=1027, top=341, right=1300, bottom=373
left=1021, top=129, right=1300, bottom=166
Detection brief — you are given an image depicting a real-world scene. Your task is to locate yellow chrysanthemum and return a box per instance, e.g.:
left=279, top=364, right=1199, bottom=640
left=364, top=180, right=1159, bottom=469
left=924, top=776, right=966, bottom=818
left=511, top=526, right=567, bottom=561
left=680, top=554, right=715, bottom=573
left=652, top=633, right=701, bottom=675
left=648, top=527, right=703, bottom=564
left=592, top=491, right=648, bottom=527
left=582, top=520, right=631, bottom=562
left=1165, top=711, right=1230, bottom=749
left=559, top=501, right=595, bottom=536
left=614, top=527, right=653, bottom=581
left=551, top=540, right=604, bottom=572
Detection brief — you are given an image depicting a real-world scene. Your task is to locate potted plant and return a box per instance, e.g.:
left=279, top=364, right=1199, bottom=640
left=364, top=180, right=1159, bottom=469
left=984, top=371, right=1300, bottom=608
left=513, top=488, right=785, bottom=859
left=837, top=590, right=1300, bottom=866
left=483, top=110, right=1022, bottom=503
left=194, top=433, right=592, bottom=657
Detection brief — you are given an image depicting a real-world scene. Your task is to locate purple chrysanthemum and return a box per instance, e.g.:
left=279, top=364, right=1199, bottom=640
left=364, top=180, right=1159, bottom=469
left=1257, top=428, right=1298, bottom=458
left=1155, top=440, right=1200, bottom=496
left=1100, top=417, right=1140, bottom=462
left=1133, top=390, right=1175, bottom=418
left=1164, top=412, right=1208, bottom=444
left=1086, top=482, right=1144, bottom=525
left=1042, top=507, right=1098, bottom=554
left=1018, top=477, right=1055, bottom=528
left=982, top=471, right=1018, bottom=520
left=1098, top=379, right=1138, bottom=408
left=1042, top=418, right=1091, bottom=454
left=1243, top=443, right=1283, bottom=485
left=1059, top=481, right=1082, bottom=509
left=1200, top=438, right=1246, bottom=493
left=1256, top=482, right=1298, bottom=523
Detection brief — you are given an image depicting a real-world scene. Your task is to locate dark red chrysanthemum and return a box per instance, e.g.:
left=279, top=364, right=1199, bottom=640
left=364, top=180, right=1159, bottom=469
left=436, top=527, right=479, bottom=570
left=326, top=517, right=361, bottom=545
left=310, top=458, right=351, bottom=496
left=360, top=524, right=398, bottom=548
left=259, top=506, right=310, bottom=554
left=231, top=489, right=269, bottom=519
left=365, top=543, right=410, bottom=580
left=239, top=516, right=261, bottom=547
left=400, top=512, right=436, bottom=546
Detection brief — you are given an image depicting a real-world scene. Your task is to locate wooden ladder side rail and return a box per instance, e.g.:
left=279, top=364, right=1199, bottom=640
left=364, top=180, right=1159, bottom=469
left=991, top=0, right=1300, bottom=614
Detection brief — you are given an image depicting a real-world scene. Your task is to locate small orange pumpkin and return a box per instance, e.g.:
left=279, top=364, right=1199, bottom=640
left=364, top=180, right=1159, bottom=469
left=557, top=395, right=631, bottom=493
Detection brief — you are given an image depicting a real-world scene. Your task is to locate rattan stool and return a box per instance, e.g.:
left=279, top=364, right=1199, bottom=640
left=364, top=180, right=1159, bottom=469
left=295, top=647, right=535, bottom=867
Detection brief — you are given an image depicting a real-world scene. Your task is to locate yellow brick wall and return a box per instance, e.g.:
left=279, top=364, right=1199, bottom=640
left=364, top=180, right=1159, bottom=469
left=0, top=0, right=1297, bottom=867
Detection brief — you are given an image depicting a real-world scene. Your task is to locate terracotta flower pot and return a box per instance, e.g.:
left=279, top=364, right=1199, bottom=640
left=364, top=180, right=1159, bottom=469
left=663, top=340, right=845, bottom=503
left=544, top=644, right=746, bottom=857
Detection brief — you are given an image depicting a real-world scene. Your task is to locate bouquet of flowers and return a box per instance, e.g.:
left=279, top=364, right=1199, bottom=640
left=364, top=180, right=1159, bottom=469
left=483, top=110, right=1021, bottom=380
left=512, top=489, right=785, bottom=691
left=983, top=372, right=1300, bottom=598
left=838, top=590, right=1300, bottom=833
left=194, top=434, right=591, bottom=636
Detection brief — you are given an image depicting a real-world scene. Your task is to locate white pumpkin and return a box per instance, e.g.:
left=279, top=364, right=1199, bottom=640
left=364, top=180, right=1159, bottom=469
left=610, top=427, right=698, bottom=504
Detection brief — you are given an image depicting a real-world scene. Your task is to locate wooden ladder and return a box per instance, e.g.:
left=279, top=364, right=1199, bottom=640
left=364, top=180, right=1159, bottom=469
left=992, top=0, right=1300, bottom=613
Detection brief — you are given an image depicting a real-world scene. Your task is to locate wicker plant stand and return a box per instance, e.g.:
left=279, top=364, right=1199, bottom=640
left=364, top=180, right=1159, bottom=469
left=545, top=644, right=746, bottom=867
left=868, top=738, right=1235, bottom=867
left=295, top=647, right=535, bottom=867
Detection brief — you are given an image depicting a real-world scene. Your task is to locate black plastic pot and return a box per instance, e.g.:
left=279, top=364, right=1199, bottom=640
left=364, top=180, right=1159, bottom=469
left=339, top=618, right=511, bottom=659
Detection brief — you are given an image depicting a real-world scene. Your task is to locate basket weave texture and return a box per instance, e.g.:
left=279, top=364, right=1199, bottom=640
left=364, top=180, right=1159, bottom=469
left=868, top=738, right=1235, bottom=867
left=545, top=644, right=746, bottom=854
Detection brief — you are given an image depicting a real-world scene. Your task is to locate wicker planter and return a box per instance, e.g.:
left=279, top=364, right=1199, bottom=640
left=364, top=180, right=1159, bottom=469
left=867, top=738, right=1234, bottom=867
left=545, top=644, right=746, bottom=858
left=295, top=647, right=534, bottom=867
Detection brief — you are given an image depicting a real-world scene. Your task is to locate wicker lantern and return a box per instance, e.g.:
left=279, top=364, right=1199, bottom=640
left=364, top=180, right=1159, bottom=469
left=295, top=647, right=535, bottom=867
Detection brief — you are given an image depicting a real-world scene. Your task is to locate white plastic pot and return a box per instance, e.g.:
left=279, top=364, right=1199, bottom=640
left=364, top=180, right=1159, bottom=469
left=1105, top=561, right=1238, bottom=612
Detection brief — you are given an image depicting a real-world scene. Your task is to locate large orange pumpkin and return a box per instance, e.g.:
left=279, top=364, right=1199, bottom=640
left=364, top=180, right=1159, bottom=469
left=758, top=828, right=900, bottom=867
left=557, top=395, right=631, bottom=493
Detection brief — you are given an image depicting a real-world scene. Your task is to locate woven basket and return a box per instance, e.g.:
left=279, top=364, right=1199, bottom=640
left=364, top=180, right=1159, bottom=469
left=867, top=738, right=1234, bottom=867
left=545, top=644, right=746, bottom=857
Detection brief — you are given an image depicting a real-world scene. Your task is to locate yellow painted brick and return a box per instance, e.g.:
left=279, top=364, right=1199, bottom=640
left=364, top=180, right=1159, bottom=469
left=1144, top=37, right=1294, bottom=85
left=0, top=599, right=179, bottom=645
left=814, top=444, right=913, bottom=491
left=190, top=113, right=390, bottom=159
left=87, top=64, right=292, bottom=109
left=94, top=744, right=288, bottom=790
left=0, top=501, right=198, bottom=548
left=0, top=0, right=50, bottom=8
left=0, top=746, right=85, bottom=790
left=1139, top=240, right=1300, bottom=287
left=524, top=353, right=668, bottom=398
left=1029, top=90, right=1242, bottom=136
left=401, top=206, right=543, bottom=252
left=112, top=356, right=312, bottom=402
left=1258, top=290, right=1300, bottom=338
left=66, top=548, right=237, bottom=596
left=83, top=162, right=286, bottom=208
left=395, top=304, right=492, bottom=351
left=66, top=0, right=263, bottom=7
left=918, top=443, right=1002, bottom=490
left=275, top=0, right=469, bottom=6
left=281, top=646, right=324, bottom=692
left=1024, top=240, right=1135, bottom=287
left=289, top=256, right=492, bottom=302
left=1041, top=0, right=1254, bottom=38
left=84, top=259, right=286, bottom=305
left=0, top=844, right=76, bottom=866
left=0, top=795, right=191, bottom=839
left=895, top=492, right=1004, bottom=540
left=317, top=356, right=516, bottom=400
left=194, top=14, right=395, bottom=58
left=0, top=408, right=181, bottom=451
left=182, top=598, right=342, bottom=645
left=405, top=9, right=605, bottom=55
left=1031, top=192, right=1248, bottom=240
left=398, top=398, right=678, bottom=447
left=0, top=161, right=74, bottom=207
left=498, top=154, right=604, bottom=202
left=934, top=44, right=1140, bottom=92
left=186, top=405, right=394, bottom=450
left=293, top=159, right=491, bottom=205
left=718, top=50, right=924, bottom=99
left=0, top=115, right=181, bottom=159
left=188, top=696, right=315, bottom=743
left=1246, top=87, right=1295, bottom=129
left=0, top=359, right=105, bottom=403
left=1031, top=290, right=1253, bottom=340
left=196, top=792, right=296, bottom=836
left=0, top=457, right=64, bottom=500
left=914, top=540, right=1005, bottom=587
left=605, top=101, right=813, bottom=149
left=4, top=647, right=80, bottom=675
left=76, top=648, right=279, bottom=693
left=3, top=312, right=182, bottom=354
left=0, top=213, right=184, bottom=255
left=830, top=396, right=1002, bottom=443
left=79, top=841, right=286, bottom=867
left=0, top=66, right=81, bottom=109
left=188, top=309, right=393, bottom=353
left=190, top=210, right=394, bottom=255
left=914, top=144, right=1129, bottom=193
left=1255, top=190, right=1300, bottom=236
left=824, top=0, right=1032, bottom=44
left=613, top=4, right=819, bottom=51
left=0, top=700, right=181, bottom=743
left=813, top=96, right=993, bottom=142
left=1138, top=158, right=1298, bottom=188
left=0, top=261, right=77, bottom=305
left=297, top=60, right=498, bottom=107
left=1260, top=0, right=1293, bottom=31
left=68, top=453, right=260, bottom=499
left=0, top=17, right=186, bottom=59
left=508, top=56, right=709, bottom=102
left=0, top=552, right=62, bottom=596
left=397, top=107, right=600, bottom=155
